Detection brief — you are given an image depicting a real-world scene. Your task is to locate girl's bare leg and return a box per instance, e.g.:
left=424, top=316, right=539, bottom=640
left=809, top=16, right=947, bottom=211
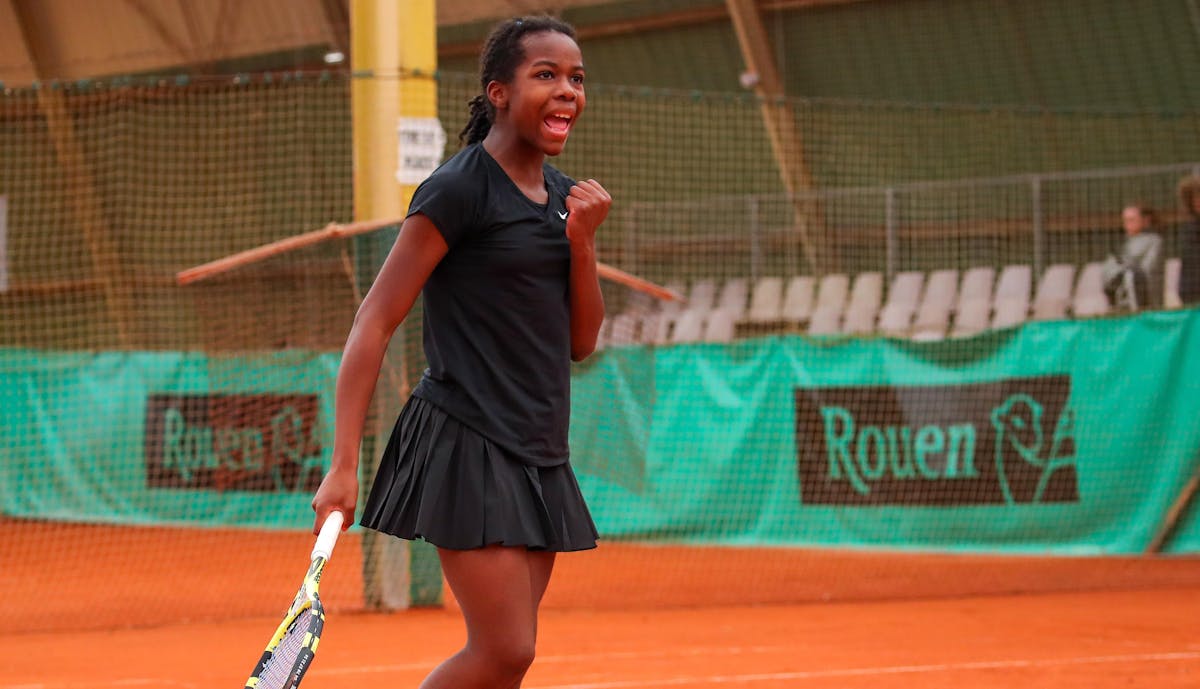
left=419, top=546, right=557, bottom=689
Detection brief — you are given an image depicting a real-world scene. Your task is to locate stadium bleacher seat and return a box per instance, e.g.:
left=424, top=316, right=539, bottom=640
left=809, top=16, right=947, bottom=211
left=717, top=278, right=750, bottom=319
left=687, top=279, right=718, bottom=313
left=1031, top=263, right=1076, bottom=321
left=841, top=272, right=884, bottom=335
left=807, top=274, right=850, bottom=335
left=1072, top=262, right=1110, bottom=317
left=951, top=266, right=996, bottom=337
left=991, top=264, right=1032, bottom=329
left=1166, top=257, right=1183, bottom=309
left=639, top=312, right=671, bottom=345
left=877, top=271, right=925, bottom=336
left=745, top=276, right=784, bottom=324
left=660, top=282, right=687, bottom=317
left=807, top=309, right=841, bottom=335
left=608, top=312, right=640, bottom=346
left=670, top=309, right=706, bottom=343
left=911, top=269, right=958, bottom=341
left=597, top=257, right=1163, bottom=351
left=703, top=309, right=737, bottom=342
left=595, top=317, right=612, bottom=350
left=622, top=290, right=656, bottom=316
left=781, top=275, right=816, bottom=327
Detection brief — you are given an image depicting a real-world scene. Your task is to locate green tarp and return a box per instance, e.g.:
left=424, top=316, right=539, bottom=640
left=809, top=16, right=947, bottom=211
left=3, top=309, right=1199, bottom=553
left=571, top=309, right=1200, bottom=554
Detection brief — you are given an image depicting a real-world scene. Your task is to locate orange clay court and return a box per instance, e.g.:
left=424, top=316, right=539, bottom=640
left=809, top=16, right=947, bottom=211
left=3, top=524, right=1200, bottom=688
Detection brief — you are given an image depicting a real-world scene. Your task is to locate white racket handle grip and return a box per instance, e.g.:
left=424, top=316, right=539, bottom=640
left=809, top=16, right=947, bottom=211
left=312, top=511, right=345, bottom=561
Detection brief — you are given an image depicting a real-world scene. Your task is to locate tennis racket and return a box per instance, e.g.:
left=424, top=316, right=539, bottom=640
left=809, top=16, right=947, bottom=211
left=245, top=510, right=345, bottom=689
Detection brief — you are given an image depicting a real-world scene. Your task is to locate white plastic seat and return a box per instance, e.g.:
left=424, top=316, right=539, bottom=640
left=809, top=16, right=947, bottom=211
left=951, top=266, right=995, bottom=337
left=716, top=278, right=750, bottom=319
left=841, top=272, right=884, bottom=335
left=638, top=312, right=671, bottom=345
left=781, top=275, right=817, bottom=325
left=1072, top=262, right=1110, bottom=317
left=807, top=274, right=850, bottom=334
left=1166, top=257, right=1183, bottom=309
left=807, top=307, right=842, bottom=335
left=622, top=290, right=656, bottom=316
left=703, top=309, right=737, bottom=342
left=991, top=264, right=1032, bottom=329
left=877, top=271, right=925, bottom=336
left=659, top=282, right=688, bottom=317
left=687, top=279, right=718, bottom=313
left=746, top=276, right=785, bottom=324
left=607, top=312, right=640, bottom=346
left=594, top=317, right=612, bottom=350
left=670, top=309, right=706, bottom=343
left=911, top=269, right=958, bottom=340
left=1031, top=263, right=1076, bottom=321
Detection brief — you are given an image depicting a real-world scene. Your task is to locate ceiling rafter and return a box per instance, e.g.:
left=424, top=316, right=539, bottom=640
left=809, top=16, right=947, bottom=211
left=206, top=0, right=243, bottom=64
left=439, top=0, right=871, bottom=58
left=319, top=0, right=350, bottom=59
left=123, top=0, right=194, bottom=62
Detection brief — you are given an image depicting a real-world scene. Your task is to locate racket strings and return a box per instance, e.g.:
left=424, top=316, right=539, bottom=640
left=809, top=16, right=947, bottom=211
left=258, top=613, right=313, bottom=688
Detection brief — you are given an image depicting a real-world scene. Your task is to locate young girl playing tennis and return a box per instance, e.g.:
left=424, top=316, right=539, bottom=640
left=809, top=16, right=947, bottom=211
left=311, top=15, right=607, bottom=689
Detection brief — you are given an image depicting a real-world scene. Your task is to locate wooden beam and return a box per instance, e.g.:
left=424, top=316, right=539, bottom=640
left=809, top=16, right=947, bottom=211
left=206, top=0, right=244, bottom=65
left=123, top=0, right=194, bottom=63
left=438, top=0, right=872, bottom=58
left=11, top=0, right=133, bottom=346
left=725, top=0, right=829, bottom=272
left=763, top=0, right=871, bottom=9
left=439, top=4, right=730, bottom=58
left=318, top=0, right=351, bottom=58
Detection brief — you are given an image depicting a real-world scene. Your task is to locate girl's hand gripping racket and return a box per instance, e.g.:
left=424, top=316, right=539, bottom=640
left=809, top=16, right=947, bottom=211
left=245, top=511, right=345, bottom=689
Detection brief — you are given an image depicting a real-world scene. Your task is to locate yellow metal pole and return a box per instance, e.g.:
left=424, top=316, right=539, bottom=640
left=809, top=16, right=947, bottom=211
left=352, top=0, right=438, bottom=222
left=351, top=0, right=441, bottom=610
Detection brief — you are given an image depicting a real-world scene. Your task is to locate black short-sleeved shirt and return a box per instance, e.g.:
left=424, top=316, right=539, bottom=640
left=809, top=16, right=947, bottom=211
left=408, top=143, right=575, bottom=467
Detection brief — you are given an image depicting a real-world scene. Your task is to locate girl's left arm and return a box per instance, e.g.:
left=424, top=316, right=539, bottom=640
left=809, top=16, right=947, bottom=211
left=565, top=179, right=612, bottom=361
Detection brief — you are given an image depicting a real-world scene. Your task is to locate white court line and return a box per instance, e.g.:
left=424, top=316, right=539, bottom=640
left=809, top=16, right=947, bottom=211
left=0, top=681, right=199, bottom=689
left=311, top=645, right=788, bottom=677
left=5, top=649, right=1198, bottom=689
left=527, top=651, right=1200, bottom=689
left=0, top=647, right=783, bottom=689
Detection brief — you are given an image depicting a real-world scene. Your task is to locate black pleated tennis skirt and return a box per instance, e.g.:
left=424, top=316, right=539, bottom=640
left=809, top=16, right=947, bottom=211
left=360, top=396, right=598, bottom=552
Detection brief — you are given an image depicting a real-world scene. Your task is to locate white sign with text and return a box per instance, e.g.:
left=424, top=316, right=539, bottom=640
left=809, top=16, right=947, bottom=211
left=395, top=117, right=447, bottom=185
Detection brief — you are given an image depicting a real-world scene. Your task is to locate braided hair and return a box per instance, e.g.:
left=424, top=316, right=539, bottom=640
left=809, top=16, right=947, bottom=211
left=459, top=16, right=577, bottom=146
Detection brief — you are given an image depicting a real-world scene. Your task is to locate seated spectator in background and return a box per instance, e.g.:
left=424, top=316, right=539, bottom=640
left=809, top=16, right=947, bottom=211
left=1178, top=175, right=1200, bottom=305
left=1102, top=204, right=1163, bottom=311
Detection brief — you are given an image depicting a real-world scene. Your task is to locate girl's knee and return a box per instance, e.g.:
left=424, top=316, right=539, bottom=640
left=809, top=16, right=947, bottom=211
left=496, top=640, right=537, bottom=676
left=474, top=638, right=536, bottom=678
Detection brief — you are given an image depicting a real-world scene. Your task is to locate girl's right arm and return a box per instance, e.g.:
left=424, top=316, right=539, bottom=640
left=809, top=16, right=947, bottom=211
left=311, top=214, right=449, bottom=533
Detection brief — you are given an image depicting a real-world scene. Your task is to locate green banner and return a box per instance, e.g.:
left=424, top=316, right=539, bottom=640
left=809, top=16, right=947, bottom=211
left=0, top=350, right=339, bottom=529
left=3, top=309, right=1199, bottom=553
left=569, top=308, right=1200, bottom=554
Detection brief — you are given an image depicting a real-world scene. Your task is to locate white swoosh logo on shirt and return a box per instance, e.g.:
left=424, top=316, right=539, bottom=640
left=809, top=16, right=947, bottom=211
left=558, top=211, right=569, bottom=220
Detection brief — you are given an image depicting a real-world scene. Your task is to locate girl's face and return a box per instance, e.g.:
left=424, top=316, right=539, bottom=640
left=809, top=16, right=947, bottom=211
left=491, top=31, right=586, bottom=157
left=1122, top=206, right=1149, bottom=236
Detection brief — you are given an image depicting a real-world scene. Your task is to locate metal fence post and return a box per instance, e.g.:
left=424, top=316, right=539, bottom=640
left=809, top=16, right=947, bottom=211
left=748, top=196, right=761, bottom=282
left=885, top=187, right=898, bottom=283
left=1032, top=176, right=1044, bottom=278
